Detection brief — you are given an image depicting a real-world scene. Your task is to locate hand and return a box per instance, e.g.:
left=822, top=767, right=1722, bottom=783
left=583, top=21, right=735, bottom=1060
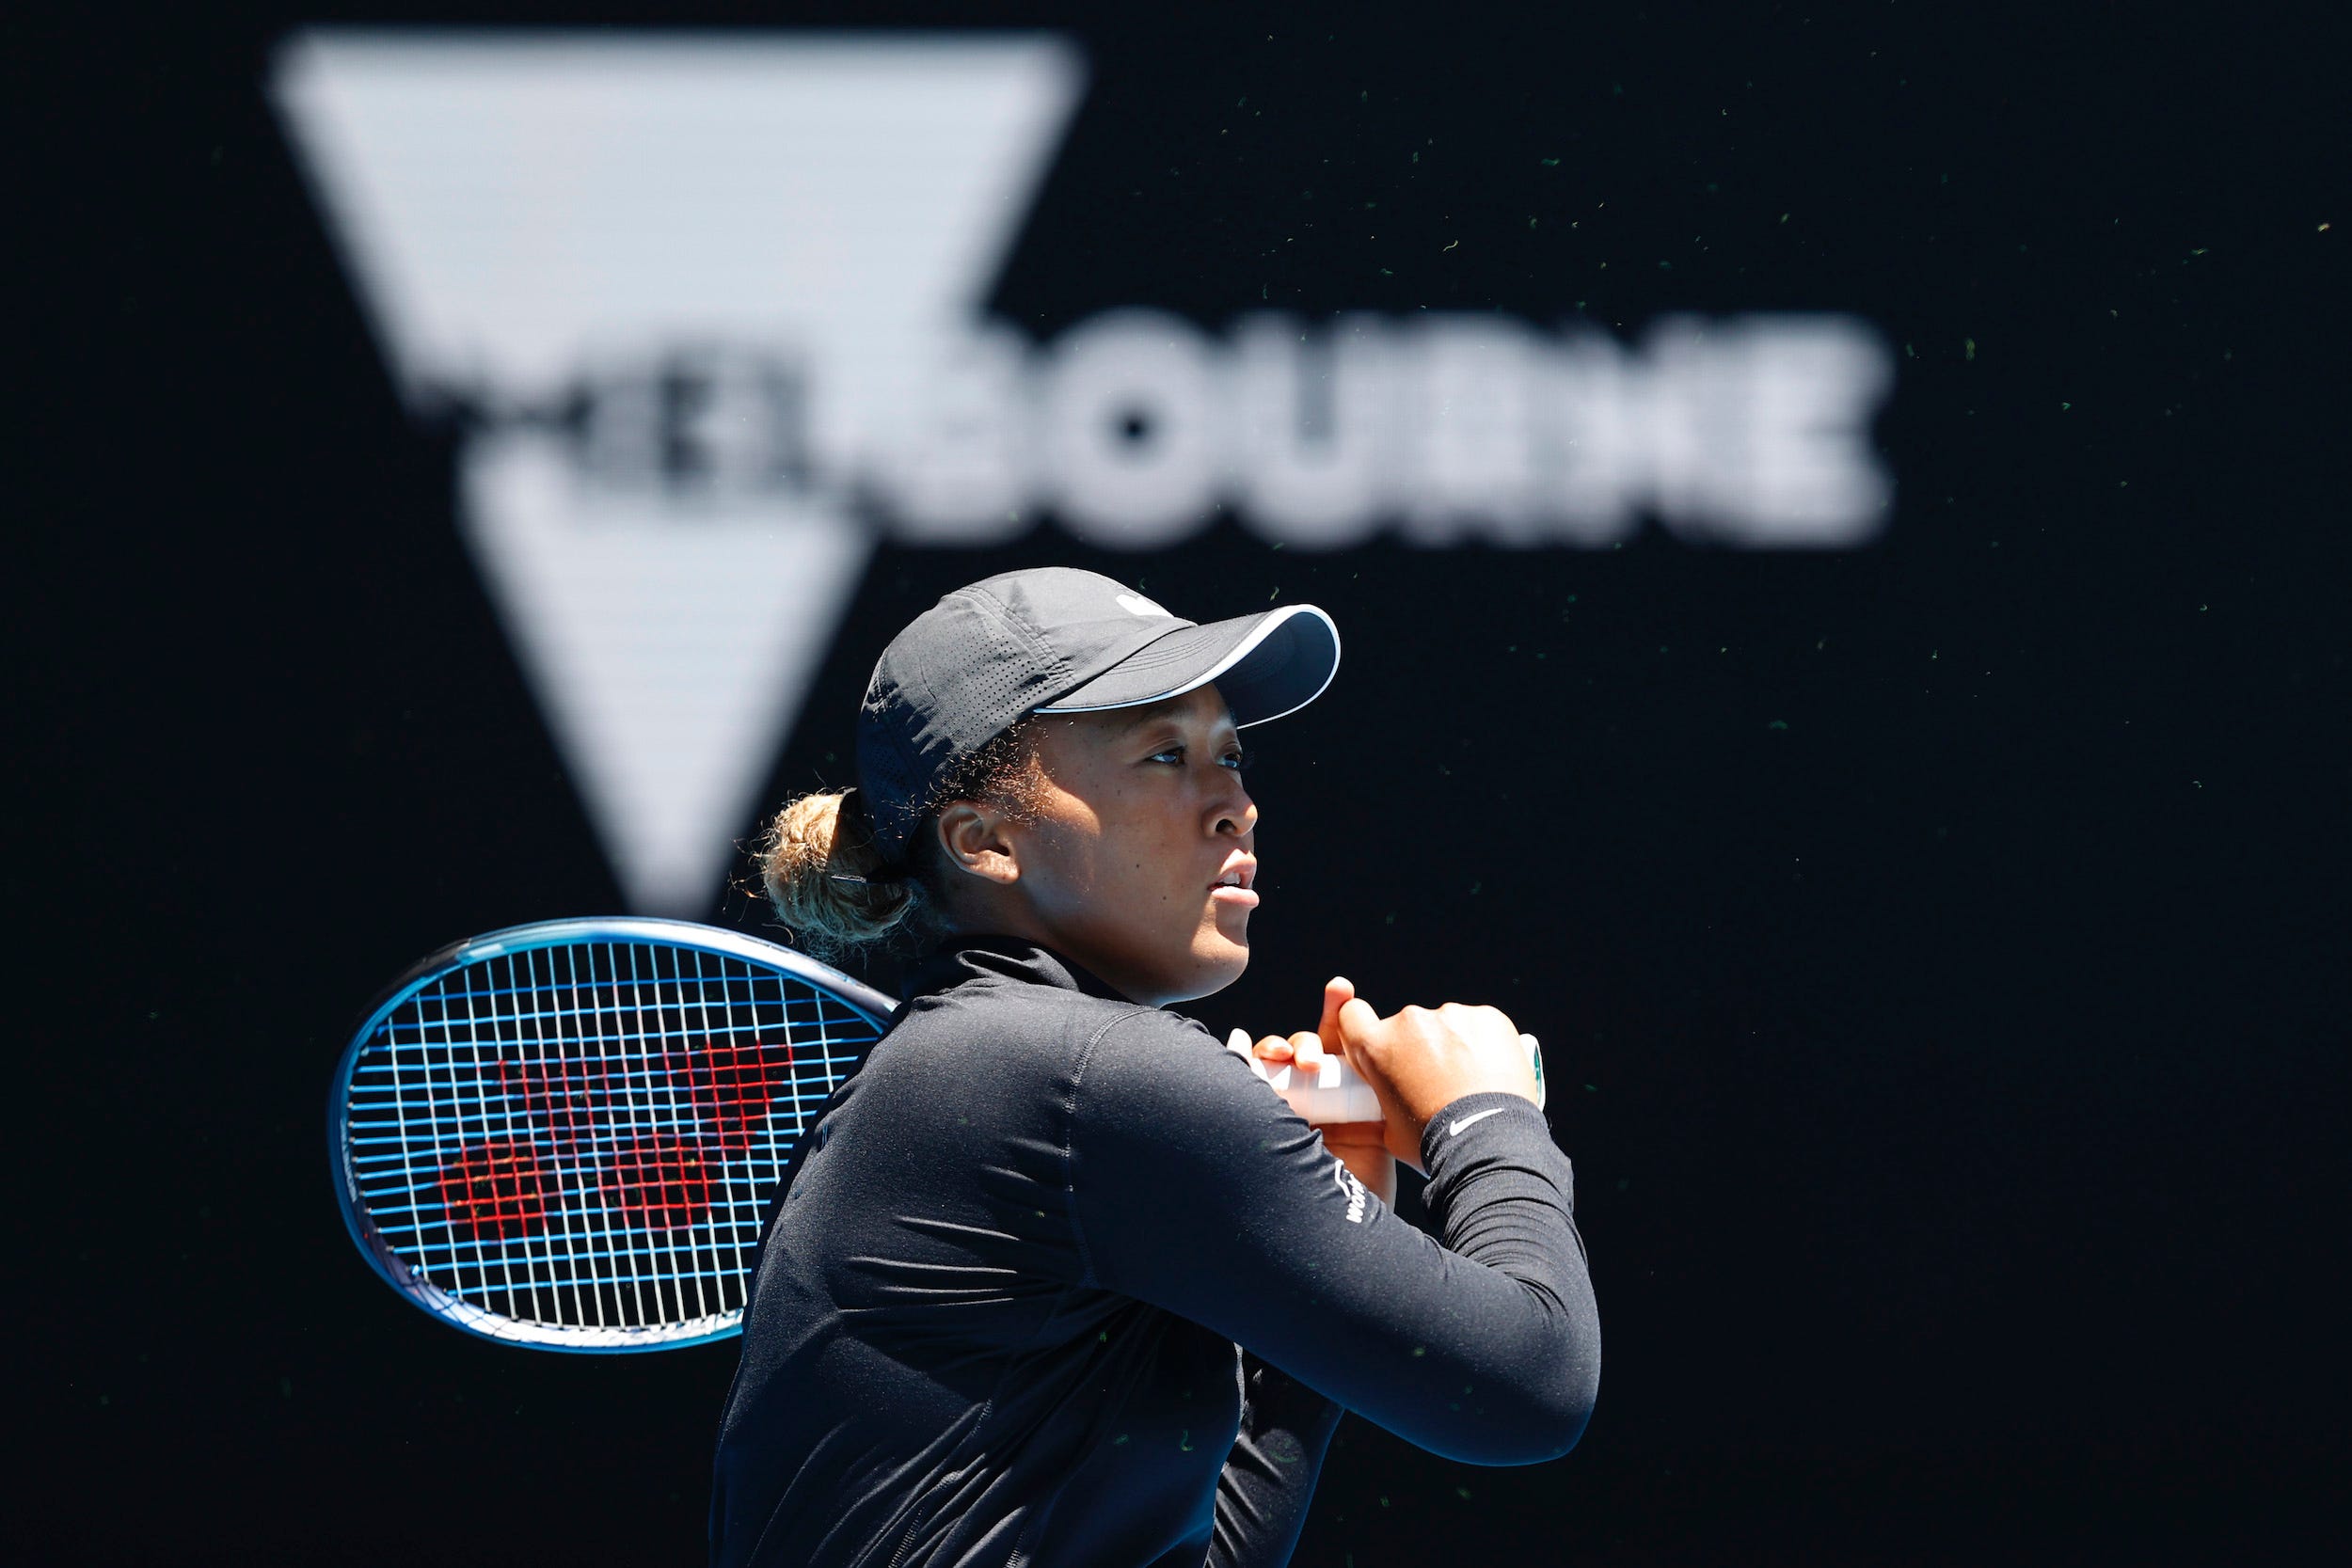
left=1250, top=976, right=1398, bottom=1207
left=1331, top=994, right=1541, bottom=1173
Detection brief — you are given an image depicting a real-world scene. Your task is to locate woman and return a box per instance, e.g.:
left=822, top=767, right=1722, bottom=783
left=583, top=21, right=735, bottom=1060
left=710, top=567, right=1599, bottom=1568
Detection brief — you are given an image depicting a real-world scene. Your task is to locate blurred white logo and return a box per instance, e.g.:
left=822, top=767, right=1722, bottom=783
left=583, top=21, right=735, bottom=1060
left=1114, top=593, right=1173, bottom=619
left=1449, top=1106, right=1508, bottom=1136
left=272, top=29, right=1896, bottom=914
left=1333, top=1159, right=1367, bottom=1224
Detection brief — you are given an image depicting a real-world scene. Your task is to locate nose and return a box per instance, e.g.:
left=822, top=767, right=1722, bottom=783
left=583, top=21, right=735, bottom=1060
left=1211, top=772, right=1257, bottom=839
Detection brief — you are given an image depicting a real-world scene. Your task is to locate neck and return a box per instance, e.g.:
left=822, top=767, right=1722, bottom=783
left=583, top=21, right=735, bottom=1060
left=936, top=907, right=1180, bottom=1008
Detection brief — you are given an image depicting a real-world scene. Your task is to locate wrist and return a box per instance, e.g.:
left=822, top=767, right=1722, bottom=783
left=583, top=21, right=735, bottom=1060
left=1415, top=1090, right=1544, bottom=1170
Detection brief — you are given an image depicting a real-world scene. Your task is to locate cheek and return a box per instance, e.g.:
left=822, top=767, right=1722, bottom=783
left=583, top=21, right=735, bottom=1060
left=1019, top=803, right=1130, bottom=913
left=1020, top=825, right=1097, bottom=910
left=1064, top=810, right=1190, bottom=920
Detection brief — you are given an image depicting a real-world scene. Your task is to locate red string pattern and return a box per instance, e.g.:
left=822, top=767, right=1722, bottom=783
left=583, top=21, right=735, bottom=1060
left=492, top=1053, right=620, bottom=1147
left=600, top=1136, right=717, bottom=1230
left=433, top=1038, right=792, bottom=1239
left=435, top=1140, right=552, bottom=1242
left=666, top=1038, right=796, bottom=1152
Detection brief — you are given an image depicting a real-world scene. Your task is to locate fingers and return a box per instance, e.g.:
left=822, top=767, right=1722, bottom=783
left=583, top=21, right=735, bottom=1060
left=1317, top=976, right=1357, bottom=1052
left=1436, top=1000, right=1521, bottom=1051
left=1252, top=1031, right=1327, bottom=1068
left=1237, top=979, right=1360, bottom=1068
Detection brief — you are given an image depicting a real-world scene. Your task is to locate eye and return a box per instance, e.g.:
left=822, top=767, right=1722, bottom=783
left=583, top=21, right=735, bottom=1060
left=1143, top=742, right=1250, bottom=770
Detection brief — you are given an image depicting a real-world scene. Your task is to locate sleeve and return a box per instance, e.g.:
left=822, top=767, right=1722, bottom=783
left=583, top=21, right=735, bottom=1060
left=1204, top=1353, right=1346, bottom=1568
left=1066, top=1012, right=1601, bottom=1469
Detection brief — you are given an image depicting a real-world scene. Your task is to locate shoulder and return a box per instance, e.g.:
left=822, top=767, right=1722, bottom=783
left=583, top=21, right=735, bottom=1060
left=896, top=973, right=1174, bottom=1047
left=858, top=966, right=1264, bottom=1137
left=1072, top=1006, right=1288, bottom=1140
left=870, top=974, right=1186, bottom=1095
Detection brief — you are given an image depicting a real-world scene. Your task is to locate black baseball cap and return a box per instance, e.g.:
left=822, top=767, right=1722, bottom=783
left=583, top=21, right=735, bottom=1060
left=855, top=568, right=1340, bottom=864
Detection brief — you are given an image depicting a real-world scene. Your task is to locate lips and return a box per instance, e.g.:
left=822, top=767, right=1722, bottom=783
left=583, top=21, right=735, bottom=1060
left=1210, top=854, right=1260, bottom=909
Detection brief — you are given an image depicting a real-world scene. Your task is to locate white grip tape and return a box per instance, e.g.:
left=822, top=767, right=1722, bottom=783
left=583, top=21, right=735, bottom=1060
left=1225, top=1030, right=1548, bottom=1123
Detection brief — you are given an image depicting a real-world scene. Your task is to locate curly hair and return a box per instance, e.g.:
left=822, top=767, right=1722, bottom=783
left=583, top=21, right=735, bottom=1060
left=755, top=721, right=1045, bottom=962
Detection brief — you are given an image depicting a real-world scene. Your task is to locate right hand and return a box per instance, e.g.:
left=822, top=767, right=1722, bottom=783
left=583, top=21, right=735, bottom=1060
left=1247, top=978, right=1396, bottom=1204
left=1330, top=990, right=1542, bottom=1174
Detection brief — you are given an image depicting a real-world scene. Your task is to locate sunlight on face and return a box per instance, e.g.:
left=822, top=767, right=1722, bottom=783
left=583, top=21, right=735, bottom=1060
left=1007, top=685, right=1259, bottom=1006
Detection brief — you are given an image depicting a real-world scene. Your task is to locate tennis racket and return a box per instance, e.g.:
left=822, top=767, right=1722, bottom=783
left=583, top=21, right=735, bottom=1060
left=331, top=918, right=1546, bottom=1353
left=1226, top=1029, right=1547, bottom=1121
left=328, top=918, right=896, bottom=1353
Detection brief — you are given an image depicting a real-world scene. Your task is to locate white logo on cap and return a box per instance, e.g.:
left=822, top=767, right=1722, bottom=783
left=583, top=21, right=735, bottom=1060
left=1114, top=593, right=1172, bottom=619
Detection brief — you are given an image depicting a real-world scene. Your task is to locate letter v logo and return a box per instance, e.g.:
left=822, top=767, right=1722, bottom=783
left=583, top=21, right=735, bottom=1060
left=271, top=31, right=1084, bottom=911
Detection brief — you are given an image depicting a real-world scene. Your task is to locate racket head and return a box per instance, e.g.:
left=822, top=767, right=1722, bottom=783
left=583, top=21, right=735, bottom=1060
left=328, top=918, right=896, bottom=1353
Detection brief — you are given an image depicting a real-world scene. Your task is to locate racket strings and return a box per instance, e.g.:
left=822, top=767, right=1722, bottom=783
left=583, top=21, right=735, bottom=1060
left=345, top=940, right=874, bottom=1333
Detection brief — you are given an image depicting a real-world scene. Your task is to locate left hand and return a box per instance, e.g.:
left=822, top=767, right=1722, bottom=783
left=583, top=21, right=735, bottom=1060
left=1250, top=977, right=1398, bottom=1209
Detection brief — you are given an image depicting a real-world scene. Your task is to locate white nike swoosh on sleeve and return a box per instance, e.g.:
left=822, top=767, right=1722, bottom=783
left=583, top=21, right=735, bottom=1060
left=1448, top=1106, right=1509, bottom=1135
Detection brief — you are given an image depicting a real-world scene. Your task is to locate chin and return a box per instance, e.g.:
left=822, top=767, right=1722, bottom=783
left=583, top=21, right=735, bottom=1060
left=1172, top=933, right=1249, bottom=1004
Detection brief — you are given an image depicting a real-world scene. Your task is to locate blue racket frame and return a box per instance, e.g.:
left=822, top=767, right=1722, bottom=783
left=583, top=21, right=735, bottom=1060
left=329, top=917, right=898, bottom=1353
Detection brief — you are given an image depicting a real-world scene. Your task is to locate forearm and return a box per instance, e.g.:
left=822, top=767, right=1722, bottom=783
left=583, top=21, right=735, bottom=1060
left=1076, top=1019, right=1600, bottom=1467
left=1207, top=1353, right=1346, bottom=1568
left=1412, top=1092, right=1601, bottom=1454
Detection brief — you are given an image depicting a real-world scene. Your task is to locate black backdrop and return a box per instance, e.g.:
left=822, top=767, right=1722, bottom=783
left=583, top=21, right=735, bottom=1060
left=19, top=2, right=2348, bottom=1563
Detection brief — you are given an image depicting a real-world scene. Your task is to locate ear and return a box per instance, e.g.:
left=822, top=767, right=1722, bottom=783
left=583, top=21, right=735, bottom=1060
left=934, top=800, right=1022, bottom=887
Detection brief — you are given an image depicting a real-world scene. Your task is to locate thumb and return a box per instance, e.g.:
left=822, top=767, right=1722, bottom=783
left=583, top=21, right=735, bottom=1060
left=1318, top=976, right=1357, bottom=1050
left=1335, top=995, right=1381, bottom=1049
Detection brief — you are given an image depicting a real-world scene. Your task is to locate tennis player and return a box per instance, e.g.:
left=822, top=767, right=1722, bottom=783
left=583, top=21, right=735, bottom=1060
left=709, top=567, right=1599, bottom=1567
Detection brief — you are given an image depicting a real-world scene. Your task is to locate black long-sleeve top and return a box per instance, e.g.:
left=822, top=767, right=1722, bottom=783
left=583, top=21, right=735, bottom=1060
left=708, top=937, right=1599, bottom=1568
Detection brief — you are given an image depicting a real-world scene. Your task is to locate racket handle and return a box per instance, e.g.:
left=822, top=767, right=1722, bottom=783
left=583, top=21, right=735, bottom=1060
left=1226, top=1030, right=1547, bottom=1122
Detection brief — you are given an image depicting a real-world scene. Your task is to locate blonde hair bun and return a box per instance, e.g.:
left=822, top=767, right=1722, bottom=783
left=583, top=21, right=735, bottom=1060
left=758, top=789, right=919, bottom=960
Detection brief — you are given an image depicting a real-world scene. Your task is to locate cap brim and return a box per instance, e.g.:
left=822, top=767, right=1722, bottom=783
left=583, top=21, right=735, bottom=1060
left=1033, top=603, right=1340, bottom=727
